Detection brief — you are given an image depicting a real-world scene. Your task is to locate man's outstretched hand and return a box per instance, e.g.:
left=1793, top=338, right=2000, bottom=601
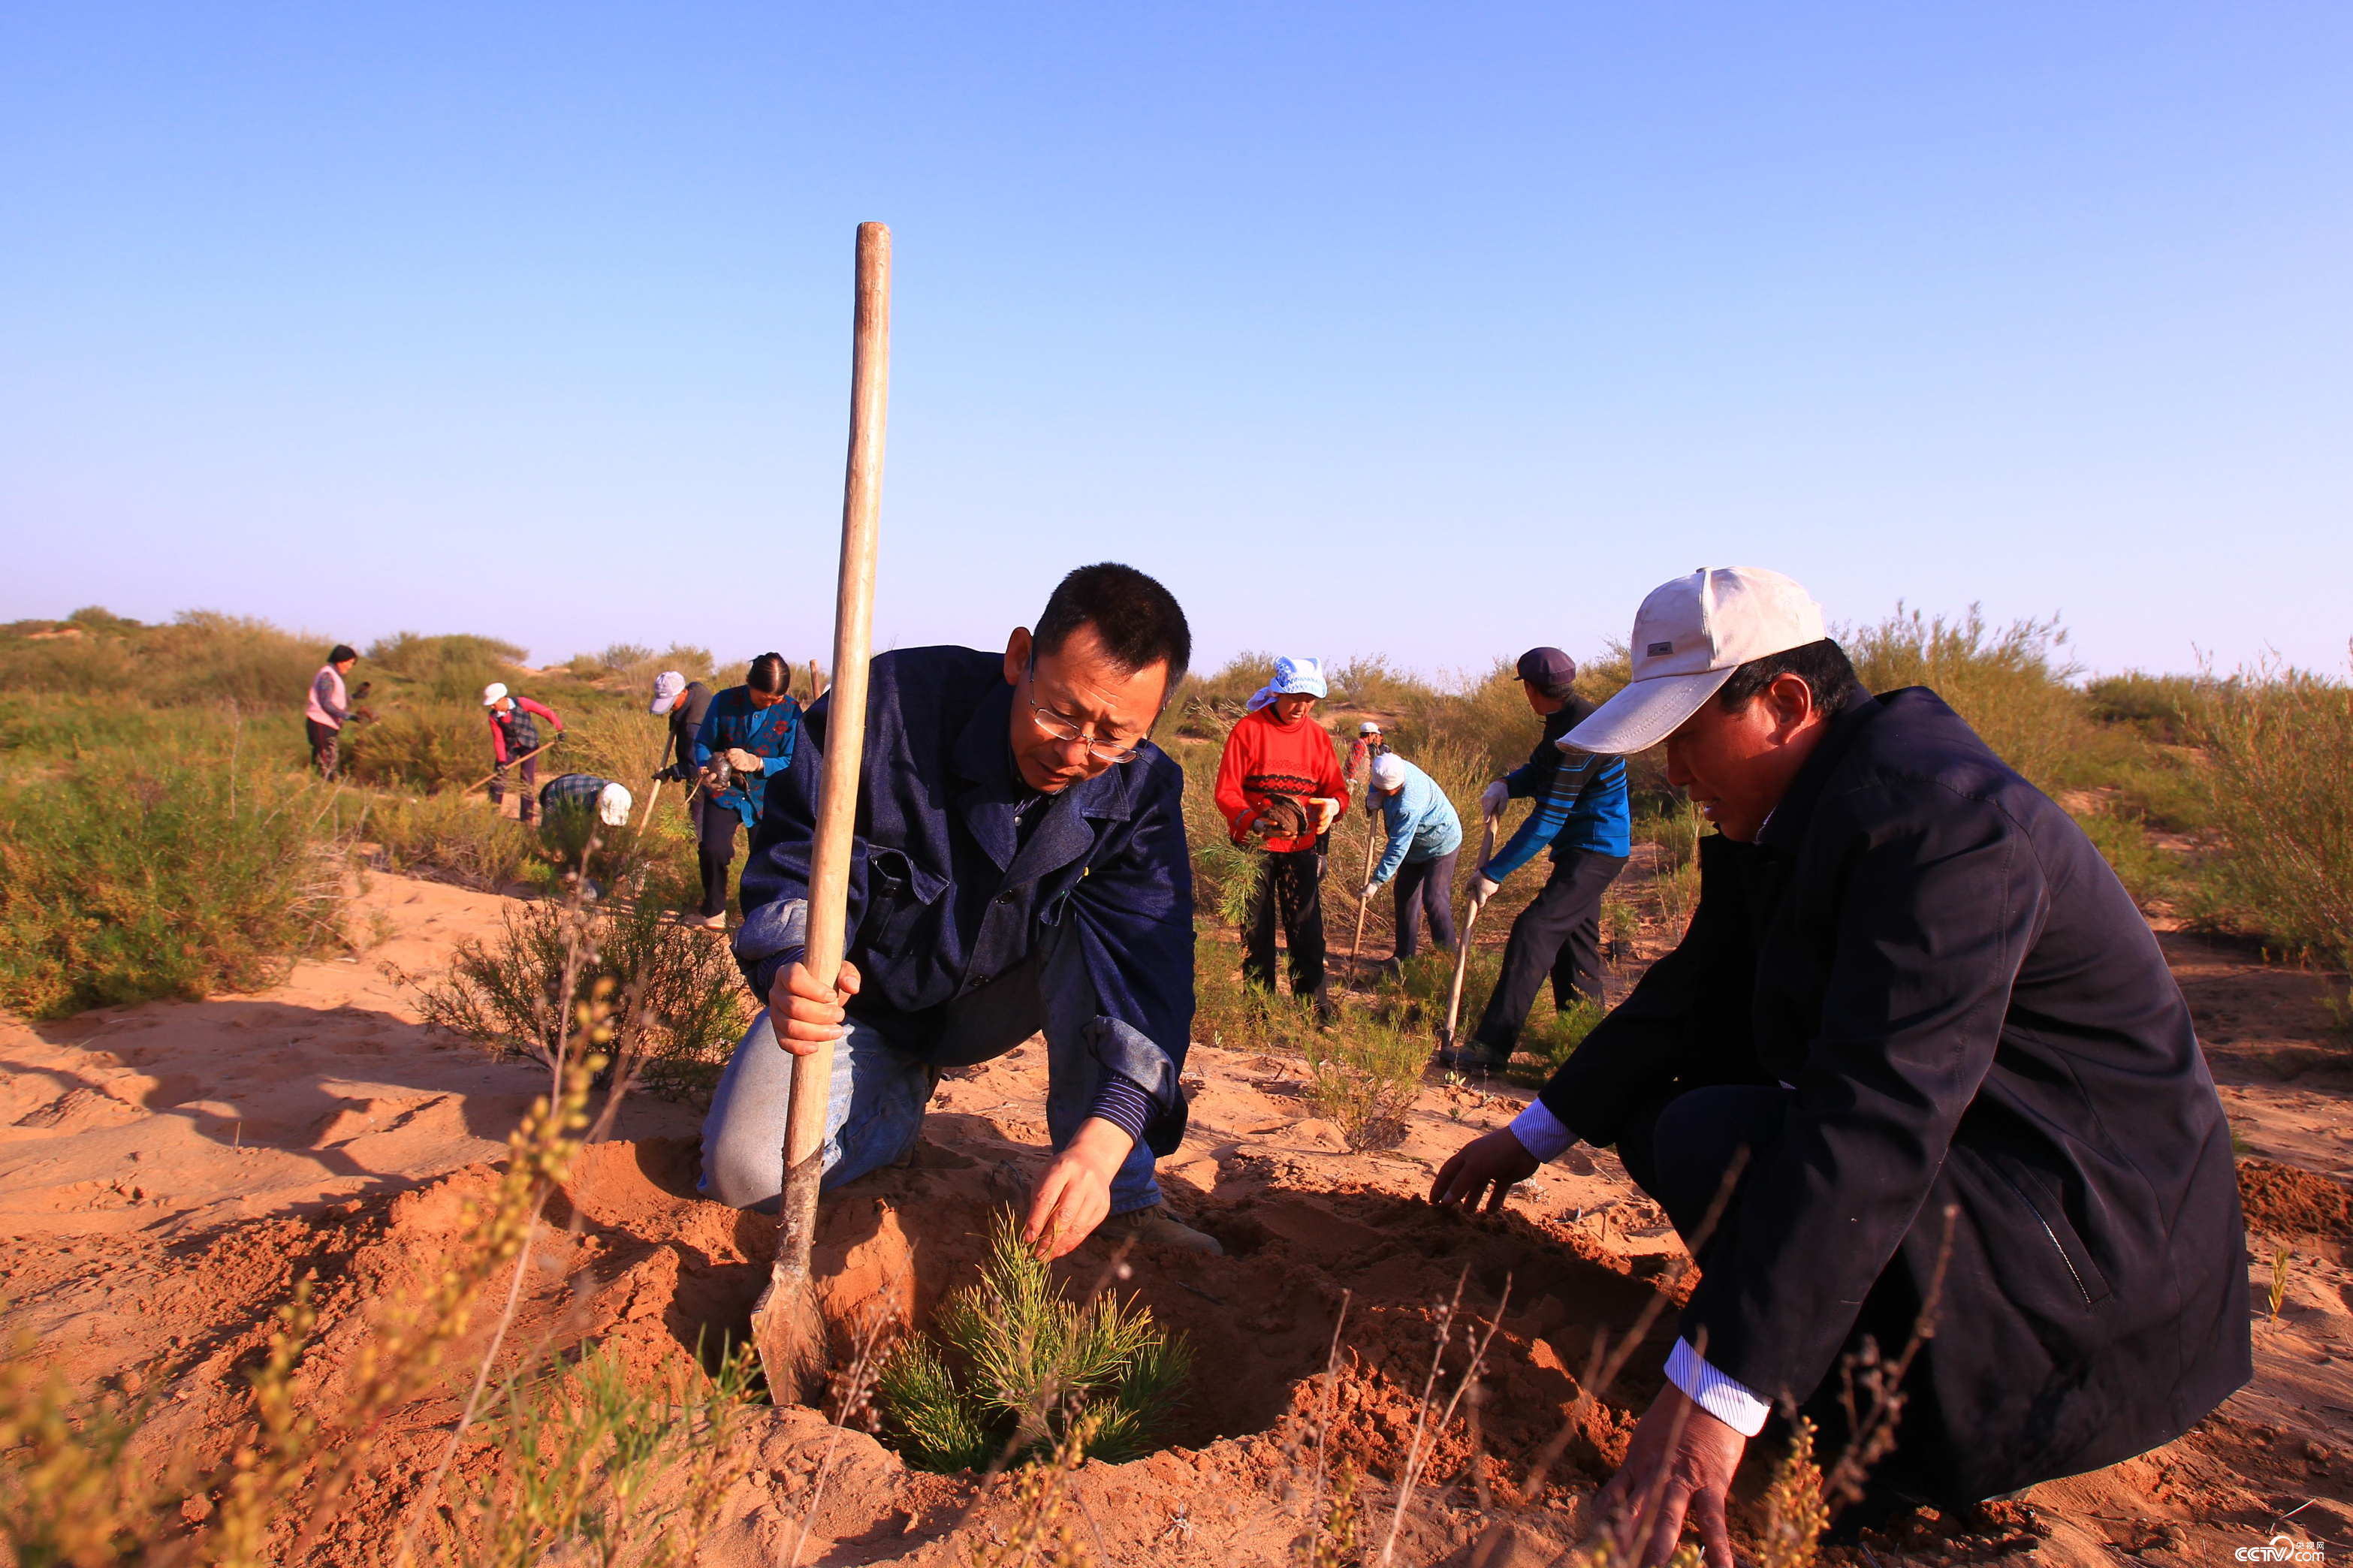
left=1024, top=1117, right=1133, bottom=1260
left=765, top=957, right=862, bottom=1056
left=1588, top=1384, right=1745, bottom=1568
left=1429, top=1127, right=1540, bottom=1213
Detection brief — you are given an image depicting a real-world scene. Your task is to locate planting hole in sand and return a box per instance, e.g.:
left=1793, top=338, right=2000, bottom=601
left=554, top=1132, right=1689, bottom=1480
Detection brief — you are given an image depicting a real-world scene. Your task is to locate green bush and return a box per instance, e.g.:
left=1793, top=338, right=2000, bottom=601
left=0, top=609, right=323, bottom=712
left=358, top=791, right=545, bottom=889
left=1299, top=1010, right=1428, bottom=1149
left=364, top=631, right=526, bottom=705
left=876, top=1211, right=1190, bottom=1473
left=0, top=743, right=345, bottom=1018
left=1844, top=605, right=2085, bottom=790
left=414, top=892, right=749, bottom=1090
left=342, top=702, right=485, bottom=792
left=2190, top=662, right=2353, bottom=971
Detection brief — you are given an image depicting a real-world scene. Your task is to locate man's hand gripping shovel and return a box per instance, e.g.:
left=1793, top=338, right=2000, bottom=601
left=750, top=222, right=891, bottom=1405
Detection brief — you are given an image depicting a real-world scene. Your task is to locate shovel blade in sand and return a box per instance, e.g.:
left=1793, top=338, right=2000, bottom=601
left=750, top=220, right=890, bottom=1405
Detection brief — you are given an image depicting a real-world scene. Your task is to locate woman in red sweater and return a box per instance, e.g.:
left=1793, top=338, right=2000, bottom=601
left=1213, top=656, right=1348, bottom=1016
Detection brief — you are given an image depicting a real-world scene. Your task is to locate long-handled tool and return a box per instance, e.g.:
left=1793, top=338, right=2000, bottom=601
left=750, top=221, right=891, bottom=1406
left=1348, top=806, right=1384, bottom=974
left=1436, top=808, right=1504, bottom=1060
left=458, top=737, right=560, bottom=798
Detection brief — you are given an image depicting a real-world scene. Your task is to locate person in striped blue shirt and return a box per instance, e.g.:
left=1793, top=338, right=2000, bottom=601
left=1450, top=646, right=1631, bottom=1070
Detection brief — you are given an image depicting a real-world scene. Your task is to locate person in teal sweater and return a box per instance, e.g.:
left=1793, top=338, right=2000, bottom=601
left=1358, top=751, right=1465, bottom=965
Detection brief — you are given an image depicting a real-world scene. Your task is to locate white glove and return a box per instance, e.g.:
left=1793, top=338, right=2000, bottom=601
left=1468, top=875, right=1501, bottom=909
left=1359, top=879, right=1380, bottom=903
left=1480, top=781, right=1509, bottom=817
left=1311, top=797, right=1341, bottom=834
left=726, top=747, right=763, bottom=774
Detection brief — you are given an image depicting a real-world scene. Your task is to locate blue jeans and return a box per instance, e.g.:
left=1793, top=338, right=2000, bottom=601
left=698, top=920, right=1162, bottom=1216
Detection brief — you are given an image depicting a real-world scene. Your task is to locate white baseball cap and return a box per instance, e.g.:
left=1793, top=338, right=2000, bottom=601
left=1370, top=752, right=1408, bottom=791
left=596, top=782, right=634, bottom=827
left=481, top=681, right=509, bottom=707
left=1358, top=719, right=1382, bottom=735
left=649, top=671, right=687, bottom=715
left=1564, top=568, right=1827, bottom=755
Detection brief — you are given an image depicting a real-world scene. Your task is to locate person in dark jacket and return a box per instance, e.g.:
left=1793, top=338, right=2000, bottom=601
left=701, top=563, right=1219, bottom=1259
left=650, top=671, right=716, bottom=832
left=1432, top=568, right=2248, bottom=1565
left=1452, top=647, right=1631, bottom=1069
left=686, top=656, right=797, bottom=929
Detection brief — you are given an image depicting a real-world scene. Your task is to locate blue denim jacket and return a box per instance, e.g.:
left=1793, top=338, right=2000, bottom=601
left=733, top=647, right=1197, bottom=1154
left=692, top=686, right=801, bottom=828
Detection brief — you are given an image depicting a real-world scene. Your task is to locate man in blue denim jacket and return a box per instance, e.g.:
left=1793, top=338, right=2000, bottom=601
left=700, top=563, right=1218, bottom=1259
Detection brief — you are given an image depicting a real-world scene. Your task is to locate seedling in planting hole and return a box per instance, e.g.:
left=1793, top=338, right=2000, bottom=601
left=2270, top=1244, right=2294, bottom=1319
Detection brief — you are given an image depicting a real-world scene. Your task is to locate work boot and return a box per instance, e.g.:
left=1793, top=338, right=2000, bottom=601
left=1435, top=1042, right=1508, bottom=1075
left=1099, top=1205, right=1224, bottom=1256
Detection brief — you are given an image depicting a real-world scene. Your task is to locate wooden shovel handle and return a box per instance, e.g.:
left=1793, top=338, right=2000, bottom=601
left=783, top=222, right=891, bottom=1178
left=1440, top=810, right=1504, bottom=1047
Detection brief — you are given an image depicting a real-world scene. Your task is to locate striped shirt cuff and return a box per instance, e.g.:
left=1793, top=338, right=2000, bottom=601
left=1508, top=1098, right=1577, bottom=1162
left=1664, top=1337, right=1771, bottom=1437
left=1087, top=1075, right=1157, bottom=1144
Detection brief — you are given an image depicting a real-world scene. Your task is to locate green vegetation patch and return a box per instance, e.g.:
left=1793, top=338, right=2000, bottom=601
left=0, top=740, right=346, bottom=1018
left=876, top=1211, right=1191, bottom=1473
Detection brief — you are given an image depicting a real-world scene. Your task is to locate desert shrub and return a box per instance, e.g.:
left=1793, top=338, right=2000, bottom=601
left=2189, top=661, right=2353, bottom=970
left=0, top=740, right=345, bottom=1018
left=1519, top=996, right=1606, bottom=1075
left=876, top=1211, right=1190, bottom=1473
left=2086, top=671, right=2208, bottom=744
left=599, top=641, right=655, bottom=671
left=0, top=608, right=321, bottom=712
left=1329, top=654, right=1422, bottom=711
left=1844, top=605, right=2085, bottom=789
left=1299, top=1012, right=1429, bottom=1149
left=415, top=894, right=749, bottom=1090
left=360, top=791, right=544, bottom=889
left=342, top=701, right=485, bottom=792
left=364, top=630, right=525, bottom=705
left=438, top=1341, right=755, bottom=1564
left=562, top=704, right=674, bottom=801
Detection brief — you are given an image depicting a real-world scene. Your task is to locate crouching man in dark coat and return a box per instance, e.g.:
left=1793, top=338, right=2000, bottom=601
left=700, top=562, right=1220, bottom=1259
left=1433, top=566, right=2249, bottom=1563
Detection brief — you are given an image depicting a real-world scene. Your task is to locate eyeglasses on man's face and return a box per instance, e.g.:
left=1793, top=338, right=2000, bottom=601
left=1023, top=659, right=1153, bottom=764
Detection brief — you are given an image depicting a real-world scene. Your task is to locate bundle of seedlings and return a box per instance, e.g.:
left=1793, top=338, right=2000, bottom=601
left=874, top=1211, right=1191, bottom=1473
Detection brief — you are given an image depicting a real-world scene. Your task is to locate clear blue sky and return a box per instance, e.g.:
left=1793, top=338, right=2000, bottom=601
left=5, top=4, right=2347, bottom=679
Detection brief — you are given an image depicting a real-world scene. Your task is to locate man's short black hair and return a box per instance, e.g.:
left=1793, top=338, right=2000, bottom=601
left=1033, top=563, right=1192, bottom=686
left=1717, top=638, right=1860, bottom=719
left=328, top=644, right=358, bottom=665
left=747, top=652, right=790, bottom=694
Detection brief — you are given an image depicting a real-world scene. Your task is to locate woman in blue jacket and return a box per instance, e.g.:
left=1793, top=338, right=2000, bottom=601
left=689, top=653, right=801, bottom=928
left=1359, top=750, right=1465, bottom=966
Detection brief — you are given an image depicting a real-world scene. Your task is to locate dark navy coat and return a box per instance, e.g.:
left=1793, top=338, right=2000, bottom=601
left=1544, top=686, right=2249, bottom=1498
left=734, top=647, right=1197, bottom=1153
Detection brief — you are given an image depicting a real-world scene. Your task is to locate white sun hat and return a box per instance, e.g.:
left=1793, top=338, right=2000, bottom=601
left=596, top=782, right=634, bottom=826
left=1564, top=567, right=1827, bottom=755
left=1370, top=752, right=1409, bottom=791
left=481, top=681, right=509, bottom=707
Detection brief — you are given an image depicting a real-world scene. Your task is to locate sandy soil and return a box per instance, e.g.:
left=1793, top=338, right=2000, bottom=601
left=4, top=870, right=2351, bottom=1564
